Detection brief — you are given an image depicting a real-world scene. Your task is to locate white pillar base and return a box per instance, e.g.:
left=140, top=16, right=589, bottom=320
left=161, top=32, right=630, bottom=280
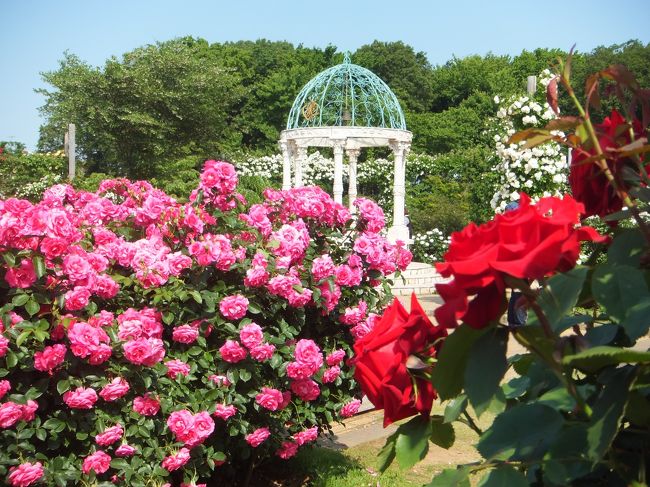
left=387, top=224, right=410, bottom=245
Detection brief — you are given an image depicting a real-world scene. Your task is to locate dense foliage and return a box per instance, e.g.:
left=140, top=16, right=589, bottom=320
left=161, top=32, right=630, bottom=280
left=361, top=58, right=650, bottom=486
left=0, top=161, right=412, bottom=486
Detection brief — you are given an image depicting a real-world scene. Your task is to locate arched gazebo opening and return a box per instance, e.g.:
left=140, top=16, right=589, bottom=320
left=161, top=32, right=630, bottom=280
left=279, top=53, right=412, bottom=244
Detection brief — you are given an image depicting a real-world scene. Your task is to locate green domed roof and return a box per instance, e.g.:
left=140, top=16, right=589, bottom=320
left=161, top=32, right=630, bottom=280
left=287, top=53, right=406, bottom=130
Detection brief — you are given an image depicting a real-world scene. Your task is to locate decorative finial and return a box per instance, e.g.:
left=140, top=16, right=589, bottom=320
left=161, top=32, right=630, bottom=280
left=343, top=52, right=351, bottom=64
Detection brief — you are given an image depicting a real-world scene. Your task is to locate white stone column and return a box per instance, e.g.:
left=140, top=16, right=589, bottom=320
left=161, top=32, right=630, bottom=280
left=332, top=140, right=345, bottom=204
left=387, top=141, right=410, bottom=244
left=280, top=141, right=292, bottom=190
left=294, top=146, right=307, bottom=187
left=346, top=148, right=360, bottom=211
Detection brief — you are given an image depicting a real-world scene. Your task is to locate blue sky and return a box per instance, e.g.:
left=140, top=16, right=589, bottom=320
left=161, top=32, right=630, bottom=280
left=2, top=0, right=649, bottom=150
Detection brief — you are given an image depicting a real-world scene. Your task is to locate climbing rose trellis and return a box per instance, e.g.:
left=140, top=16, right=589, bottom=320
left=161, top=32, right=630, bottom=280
left=0, top=161, right=411, bottom=486
left=490, top=69, right=569, bottom=212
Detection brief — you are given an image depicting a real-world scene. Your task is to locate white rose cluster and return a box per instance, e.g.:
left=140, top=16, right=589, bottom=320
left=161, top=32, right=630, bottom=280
left=411, top=228, right=451, bottom=262
left=489, top=72, right=569, bottom=212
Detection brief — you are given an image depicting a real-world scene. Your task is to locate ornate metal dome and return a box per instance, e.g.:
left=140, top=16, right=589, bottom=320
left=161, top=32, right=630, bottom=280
left=286, top=53, right=406, bottom=130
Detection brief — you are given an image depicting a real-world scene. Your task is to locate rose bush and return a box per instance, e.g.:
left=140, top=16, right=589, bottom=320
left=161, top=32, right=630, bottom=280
left=0, top=161, right=411, bottom=485
left=358, top=57, right=650, bottom=485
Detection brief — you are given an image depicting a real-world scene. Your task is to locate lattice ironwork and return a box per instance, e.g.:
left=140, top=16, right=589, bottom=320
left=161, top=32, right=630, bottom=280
left=287, top=53, right=407, bottom=130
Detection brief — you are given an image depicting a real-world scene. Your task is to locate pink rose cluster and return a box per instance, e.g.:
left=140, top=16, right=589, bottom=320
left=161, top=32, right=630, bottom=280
left=167, top=409, right=215, bottom=447
left=0, top=161, right=409, bottom=482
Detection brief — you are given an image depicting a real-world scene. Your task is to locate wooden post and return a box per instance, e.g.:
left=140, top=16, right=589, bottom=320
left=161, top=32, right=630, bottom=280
left=66, top=123, right=76, bottom=180
left=527, top=76, right=537, bottom=95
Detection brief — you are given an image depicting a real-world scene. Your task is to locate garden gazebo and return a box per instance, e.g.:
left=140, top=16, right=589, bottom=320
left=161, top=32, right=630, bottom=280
left=279, top=53, right=413, bottom=243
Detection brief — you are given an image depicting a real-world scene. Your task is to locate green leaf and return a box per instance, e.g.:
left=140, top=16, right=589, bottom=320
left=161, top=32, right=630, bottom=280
left=563, top=346, right=650, bottom=370
left=607, top=229, right=646, bottom=267
left=477, top=466, right=528, bottom=487
left=5, top=351, right=18, bottom=368
left=162, top=312, right=175, bottom=325
left=394, top=415, right=431, bottom=470
left=477, top=404, right=563, bottom=461
left=537, top=387, right=576, bottom=411
left=239, top=369, right=252, bottom=382
left=502, top=376, right=530, bottom=399
left=15, top=330, right=31, bottom=347
left=429, top=415, right=455, bottom=449
left=592, top=264, right=649, bottom=323
left=426, top=467, right=470, bottom=487
left=3, top=252, right=16, bottom=267
left=377, top=431, right=398, bottom=472
left=12, top=294, right=29, bottom=307
left=432, top=324, right=488, bottom=400
left=464, top=327, right=508, bottom=417
left=32, top=256, right=46, bottom=279
left=584, top=324, right=619, bottom=346
left=443, top=394, right=468, bottom=423
left=620, top=298, right=650, bottom=341
left=42, top=418, right=66, bottom=433
left=189, top=290, right=202, bottom=304
left=586, top=366, right=635, bottom=462
left=56, top=380, right=71, bottom=395
left=625, top=391, right=650, bottom=427
left=248, top=303, right=261, bottom=314
left=528, top=267, right=588, bottom=333
left=25, top=299, right=40, bottom=317
left=513, top=326, right=555, bottom=364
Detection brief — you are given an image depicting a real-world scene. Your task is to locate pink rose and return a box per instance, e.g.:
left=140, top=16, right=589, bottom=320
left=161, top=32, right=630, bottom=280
left=0, top=380, right=10, bottom=400
left=219, top=295, right=249, bottom=320
left=115, top=444, right=136, bottom=457
left=0, top=334, right=9, bottom=358
left=340, top=399, right=362, bottom=418
left=311, top=254, right=336, bottom=281
left=276, top=441, right=299, bottom=460
left=250, top=343, right=275, bottom=362
left=99, top=377, right=130, bottom=402
left=64, top=286, right=91, bottom=311
left=255, top=387, right=284, bottom=411
left=5, top=259, right=36, bottom=289
left=172, top=324, right=199, bottom=344
left=133, top=394, right=160, bottom=416
left=245, top=427, right=271, bottom=447
left=293, top=426, right=318, bottom=446
left=95, top=424, right=123, bottom=446
left=7, top=461, right=43, bottom=487
left=213, top=404, right=237, bottom=421
left=322, top=366, right=341, bottom=383
left=326, top=349, right=346, bottom=366
left=82, top=450, right=111, bottom=475
left=122, top=338, right=165, bottom=366
left=0, top=402, right=24, bottom=428
left=20, top=400, right=38, bottom=422
left=208, top=375, right=231, bottom=387
left=291, top=379, right=320, bottom=401
left=161, top=447, right=191, bottom=472
left=167, top=410, right=194, bottom=441
left=219, top=340, right=247, bottom=363
left=239, top=323, right=263, bottom=349
left=192, top=412, right=215, bottom=446
left=34, top=344, right=67, bottom=373
left=165, top=359, right=191, bottom=379
left=63, top=387, right=97, bottom=409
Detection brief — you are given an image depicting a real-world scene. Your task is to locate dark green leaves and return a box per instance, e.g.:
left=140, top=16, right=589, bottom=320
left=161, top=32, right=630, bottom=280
left=530, top=266, right=588, bottom=333
left=426, top=467, right=470, bottom=487
left=563, top=346, right=650, bottom=370
left=430, top=415, right=455, bottom=449
left=394, top=415, right=432, bottom=469
left=477, top=466, right=527, bottom=487
left=432, top=324, right=488, bottom=400
left=477, top=404, right=563, bottom=461
left=592, top=264, right=649, bottom=323
left=464, top=327, right=508, bottom=416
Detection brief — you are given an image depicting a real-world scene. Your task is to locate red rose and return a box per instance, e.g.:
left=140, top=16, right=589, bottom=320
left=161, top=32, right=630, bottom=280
left=435, top=193, right=607, bottom=329
left=353, top=294, right=447, bottom=427
left=569, top=109, right=647, bottom=218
